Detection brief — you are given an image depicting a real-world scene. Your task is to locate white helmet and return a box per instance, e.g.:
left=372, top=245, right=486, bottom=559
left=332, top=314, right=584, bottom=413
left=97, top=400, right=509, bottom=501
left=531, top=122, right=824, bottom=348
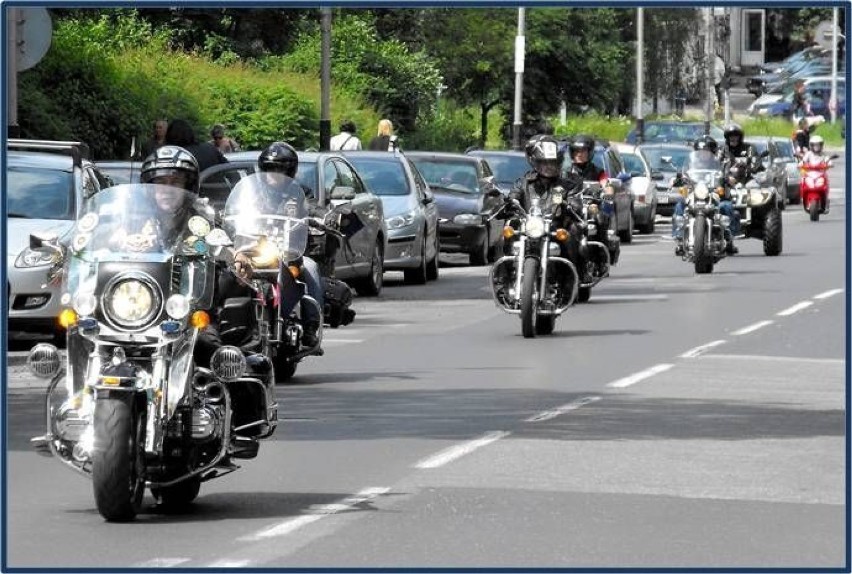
left=809, top=135, right=824, bottom=154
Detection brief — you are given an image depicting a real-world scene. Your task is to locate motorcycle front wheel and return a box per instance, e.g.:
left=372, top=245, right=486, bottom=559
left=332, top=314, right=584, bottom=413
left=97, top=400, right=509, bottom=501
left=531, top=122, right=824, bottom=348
left=520, top=257, right=539, bottom=339
left=693, top=214, right=714, bottom=274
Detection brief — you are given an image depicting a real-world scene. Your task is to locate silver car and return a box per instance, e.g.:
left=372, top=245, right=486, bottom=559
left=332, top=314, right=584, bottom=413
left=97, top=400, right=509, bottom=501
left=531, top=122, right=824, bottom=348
left=637, top=143, right=693, bottom=217
left=342, top=151, right=440, bottom=284
left=769, top=138, right=803, bottom=206
left=7, top=141, right=108, bottom=340
left=613, top=143, right=658, bottom=234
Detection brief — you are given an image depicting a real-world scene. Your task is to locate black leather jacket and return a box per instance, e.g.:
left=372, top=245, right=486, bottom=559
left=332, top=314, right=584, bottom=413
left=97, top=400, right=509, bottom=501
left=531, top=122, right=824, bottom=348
left=507, top=171, right=584, bottom=228
left=565, top=161, right=604, bottom=182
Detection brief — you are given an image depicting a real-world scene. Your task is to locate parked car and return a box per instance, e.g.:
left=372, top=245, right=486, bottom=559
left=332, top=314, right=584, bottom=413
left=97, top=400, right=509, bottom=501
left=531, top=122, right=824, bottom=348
left=94, top=160, right=141, bottom=185
left=341, top=151, right=440, bottom=284
left=772, top=138, right=802, bottom=205
left=757, top=45, right=829, bottom=75
left=624, top=121, right=725, bottom=146
left=761, top=90, right=846, bottom=120
left=747, top=55, right=830, bottom=95
left=748, top=76, right=846, bottom=115
left=745, top=137, right=789, bottom=210
left=613, top=143, right=658, bottom=234
left=406, top=151, right=504, bottom=266
left=7, top=140, right=109, bottom=340
left=636, top=143, right=693, bottom=217
left=204, top=151, right=388, bottom=296
left=465, top=149, right=529, bottom=194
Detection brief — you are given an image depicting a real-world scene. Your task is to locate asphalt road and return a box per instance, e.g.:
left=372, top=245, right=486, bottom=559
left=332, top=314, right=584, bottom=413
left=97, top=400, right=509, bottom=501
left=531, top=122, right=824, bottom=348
left=4, top=155, right=847, bottom=568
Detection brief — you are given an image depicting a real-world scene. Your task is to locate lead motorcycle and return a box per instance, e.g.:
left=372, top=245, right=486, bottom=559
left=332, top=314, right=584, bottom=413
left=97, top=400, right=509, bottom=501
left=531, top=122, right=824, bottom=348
left=489, top=189, right=580, bottom=338
left=28, top=184, right=277, bottom=522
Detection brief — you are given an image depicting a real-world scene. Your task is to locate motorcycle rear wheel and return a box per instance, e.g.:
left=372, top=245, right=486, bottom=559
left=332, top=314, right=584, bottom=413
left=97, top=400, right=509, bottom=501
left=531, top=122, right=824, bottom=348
left=92, top=397, right=146, bottom=522
left=520, top=258, right=539, bottom=339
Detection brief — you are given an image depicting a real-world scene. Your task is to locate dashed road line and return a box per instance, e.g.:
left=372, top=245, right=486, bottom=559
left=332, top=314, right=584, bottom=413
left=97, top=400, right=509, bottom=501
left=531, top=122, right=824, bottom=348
left=134, top=558, right=191, bottom=568
left=525, top=396, right=602, bottom=422
left=777, top=301, right=814, bottom=316
left=679, top=339, right=727, bottom=359
left=814, top=288, right=844, bottom=300
left=607, top=363, right=675, bottom=389
left=731, top=320, right=774, bottom=336
left=414, top=431, right=510, bottom=469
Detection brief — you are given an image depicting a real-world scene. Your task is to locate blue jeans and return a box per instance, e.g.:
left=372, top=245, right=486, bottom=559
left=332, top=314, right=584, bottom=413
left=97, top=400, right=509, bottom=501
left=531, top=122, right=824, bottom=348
left=672, top=198, right=740, bottom=238
left=301, top=256, right=324, bottom=325
left=672, top=197, right=685, bottom=238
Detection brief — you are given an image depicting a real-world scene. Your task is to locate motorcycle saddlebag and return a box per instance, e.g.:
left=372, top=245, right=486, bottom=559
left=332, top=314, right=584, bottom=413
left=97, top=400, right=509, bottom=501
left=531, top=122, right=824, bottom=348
left=322, top=277, right=355, bottom=328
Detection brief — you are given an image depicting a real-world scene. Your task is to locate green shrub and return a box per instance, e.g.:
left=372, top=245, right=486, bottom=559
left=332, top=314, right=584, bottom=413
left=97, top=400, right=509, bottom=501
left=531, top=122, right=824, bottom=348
left=404, top=103, right=480, bottom=152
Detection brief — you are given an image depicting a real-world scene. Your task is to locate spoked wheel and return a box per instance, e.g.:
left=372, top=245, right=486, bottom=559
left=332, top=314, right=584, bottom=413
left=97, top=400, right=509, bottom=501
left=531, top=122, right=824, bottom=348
left=520, top=257, right=539, bottom=339
left=92, top=397, right=146, bottom=522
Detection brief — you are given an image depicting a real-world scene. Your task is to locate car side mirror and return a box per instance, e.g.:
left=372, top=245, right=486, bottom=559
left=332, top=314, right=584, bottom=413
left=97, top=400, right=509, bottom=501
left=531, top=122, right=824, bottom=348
left=485, top=188, right=502, bottom=199
left=759, top=150, right=770, bottom=158
left=330, top=186, right=356, bottom=201
left=30, top=232, right=60, bottom=252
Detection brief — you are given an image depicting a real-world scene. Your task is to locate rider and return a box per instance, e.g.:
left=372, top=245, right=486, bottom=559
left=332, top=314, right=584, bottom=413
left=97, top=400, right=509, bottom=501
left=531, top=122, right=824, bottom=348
left=792, top=117, right=811, bottom=159
left=252, top=142, right=325, bottom=349
left=718, top=124, right=760, bottom=246
left=565, top=134, right=604, bottom=181
left=801, top=135, right=832, bottom=166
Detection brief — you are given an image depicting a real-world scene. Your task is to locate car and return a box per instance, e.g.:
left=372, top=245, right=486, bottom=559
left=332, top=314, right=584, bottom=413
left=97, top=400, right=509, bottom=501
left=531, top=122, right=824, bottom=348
left=762, top=90, right=846, bottom=119
left=757, top=46, right=830, bottom=75
left=748, top=76, right=846, bottom=115
left=636, top=143, right=693, bottom=217
left=747, top=56, right=832, bottom=96
left=464, top=149, right=529, bottom=194
left=613, top=143, right=658, bottom=234
left=745, top=137, right=789, bottom=209
left=7, top=139, right=110, bottom=341
left=405, top=151, right=504, bottom=266
left=341, top=150, right=440, bottom=284
left=624, top=121, right=725, bottom=146
left=94, top=160, right=141, bottom=185
left=202, top=151, right=388, bottom=296
left=772, top=138, right=802, bottom=205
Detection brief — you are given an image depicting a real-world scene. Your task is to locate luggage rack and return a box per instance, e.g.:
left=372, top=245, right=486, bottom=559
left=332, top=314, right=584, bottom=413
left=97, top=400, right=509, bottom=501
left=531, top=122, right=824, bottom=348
left=7, top=139, right=91, bottom=167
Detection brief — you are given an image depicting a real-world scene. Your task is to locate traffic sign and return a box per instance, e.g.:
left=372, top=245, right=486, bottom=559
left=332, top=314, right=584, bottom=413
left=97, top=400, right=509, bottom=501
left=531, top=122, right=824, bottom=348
left=15, top=7, right=52, bottom=71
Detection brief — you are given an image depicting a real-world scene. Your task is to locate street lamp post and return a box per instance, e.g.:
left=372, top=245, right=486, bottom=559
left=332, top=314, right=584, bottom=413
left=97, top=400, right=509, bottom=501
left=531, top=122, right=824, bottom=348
left=704, top=7, right=714, bottom=136
left=636, top=7, right=644, bottom=144
left=512, top=8, right=525, bottom=151
left=830, top=7, right=838, bottom=124
left=319, top=7, right=331, bottom=151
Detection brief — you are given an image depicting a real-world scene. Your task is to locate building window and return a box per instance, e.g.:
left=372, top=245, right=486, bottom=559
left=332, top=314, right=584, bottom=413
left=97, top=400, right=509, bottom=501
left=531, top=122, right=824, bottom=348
left=746, top=12, right=762, bottom=52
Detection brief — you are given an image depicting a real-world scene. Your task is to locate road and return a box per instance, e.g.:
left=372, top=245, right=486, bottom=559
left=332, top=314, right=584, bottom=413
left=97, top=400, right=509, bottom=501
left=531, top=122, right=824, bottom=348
left=4, top=155, right=846, bottom=569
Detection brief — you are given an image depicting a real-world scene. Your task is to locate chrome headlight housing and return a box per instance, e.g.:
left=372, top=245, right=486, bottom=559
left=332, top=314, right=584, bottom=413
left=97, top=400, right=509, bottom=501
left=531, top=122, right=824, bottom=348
left=102, top=273, right=162, bottom=330
left=453, top=213, right=482, bottom=225
left=525, top=216, right=546, bottom=238
left=386, top=210, right=417, bottom=230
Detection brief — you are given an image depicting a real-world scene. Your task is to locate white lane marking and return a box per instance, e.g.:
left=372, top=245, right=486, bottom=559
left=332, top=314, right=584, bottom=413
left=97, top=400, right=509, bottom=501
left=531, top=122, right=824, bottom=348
left=322, top=338, right=364, bottom=345
left=679, top=339, right=727, bottom=359
left=414, top=431, right=510, bottom=469
left=135, top=558, right=191, bottom=568
left=208, top=559, right=252, bottom=567
left=607, top=363, right=675, bottom=389
left=814, top=288, right=844, bottom=300
left=525, top=396, right=601, bottom=422
left=700, top=354, right=844, bottom=365
left=590, top=294, right=669, bottom=302
left=238, top=487, right=391, bottom=543
left=777, top=301, right=814, bottom=316
left=731, top=320, right=774, bottom=336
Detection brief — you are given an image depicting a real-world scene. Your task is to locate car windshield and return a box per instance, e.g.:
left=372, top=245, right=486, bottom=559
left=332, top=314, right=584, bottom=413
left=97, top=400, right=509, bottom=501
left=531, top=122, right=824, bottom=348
left=410, top=159, right=479, bottom=194
left=747, top=141, right=768, bottom=154
left=7, top=167, right=74, bottom=219
left=640, top=147, right=691, bottom=171
left=345, top=158, right=408, bottom=196
left=478, top=154, right=528, bottom=185
left=642, top=123, right=724, bottom=144
left=98, top=165, right=138, bottom=185
left=775, top=139, right=794, bottom=158
left=620, top=152, right=647, bottom=176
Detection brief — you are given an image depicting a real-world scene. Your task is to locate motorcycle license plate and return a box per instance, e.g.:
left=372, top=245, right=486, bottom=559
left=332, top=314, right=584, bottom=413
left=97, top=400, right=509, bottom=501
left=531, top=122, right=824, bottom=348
left=658, top=195, right=669, bottom=204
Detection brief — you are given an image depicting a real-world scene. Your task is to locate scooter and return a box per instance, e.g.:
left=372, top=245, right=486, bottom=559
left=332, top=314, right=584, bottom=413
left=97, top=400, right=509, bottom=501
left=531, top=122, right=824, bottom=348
left=799, top=154, right=838, bottom=222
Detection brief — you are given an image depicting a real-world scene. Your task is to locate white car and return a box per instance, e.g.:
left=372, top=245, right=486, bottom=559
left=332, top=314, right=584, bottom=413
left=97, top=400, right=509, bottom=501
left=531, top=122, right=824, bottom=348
left=613, top=143, right=658, bottom=234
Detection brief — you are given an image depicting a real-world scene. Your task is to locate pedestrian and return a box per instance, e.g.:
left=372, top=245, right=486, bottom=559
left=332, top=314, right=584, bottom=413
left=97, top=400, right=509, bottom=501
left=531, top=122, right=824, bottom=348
left=713, top=54, right=726, bottom=107
left=368, top=119, right=399, bottom=151
left=164, top=118, right=228, bottom=172
left=791, top=80, right=809, bottom=124
left=209, top=124, right=240, bottom=153
left=140, top=118, right=168, bottom=159
left=329, top=119, right=363, bottom=151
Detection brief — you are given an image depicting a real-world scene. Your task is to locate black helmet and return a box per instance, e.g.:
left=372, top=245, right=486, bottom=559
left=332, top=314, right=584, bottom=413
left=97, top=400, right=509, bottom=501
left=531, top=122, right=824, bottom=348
left=694, top=135, right=718, bottom=154
left=525, top=135, right=563, bottom=179
left=258, top=141, right=298, bottom=178
left=140, top=145, right=199, bottom=193
left=568, top=134, right=596, bottom=164
left=723, top=123, right=744, bottom=146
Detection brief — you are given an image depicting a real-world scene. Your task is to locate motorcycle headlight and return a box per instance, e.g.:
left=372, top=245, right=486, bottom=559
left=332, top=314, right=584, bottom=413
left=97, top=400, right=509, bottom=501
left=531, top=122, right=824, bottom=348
left=748, top=189, right=765, bottom=206
left=166, top=294, right=190, bottom=320
left=453, top=213, right=482, bottom=225
left=72, top=291, right=97, bottom=317
left=386, top=211, right=417, bottom=230
left=525, top=216, right=546, bottom=238
left=15, top=247, right=54, bottom=268
left=104, top=275, right=160, bottom=329
left=251, top=238, right=280, bottom=269
left=694, top=182, right=710, bottom=201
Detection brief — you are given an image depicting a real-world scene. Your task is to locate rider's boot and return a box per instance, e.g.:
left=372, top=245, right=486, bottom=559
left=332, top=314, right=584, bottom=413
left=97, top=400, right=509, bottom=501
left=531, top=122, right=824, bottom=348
left=302, top=321, right=321, bottom=349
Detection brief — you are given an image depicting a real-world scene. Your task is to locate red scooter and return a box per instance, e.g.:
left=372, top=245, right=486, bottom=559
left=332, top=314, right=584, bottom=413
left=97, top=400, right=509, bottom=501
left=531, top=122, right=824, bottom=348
left=799, top=154, right=838, bottom=222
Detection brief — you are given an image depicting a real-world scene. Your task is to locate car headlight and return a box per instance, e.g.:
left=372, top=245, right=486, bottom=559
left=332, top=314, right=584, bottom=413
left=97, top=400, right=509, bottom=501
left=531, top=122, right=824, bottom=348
left=73, top=291, right=97, bottom=317
left=386, top=211, right=417, bottom=230
left=104, top=276, right=160, bottom=328
left=693, top=182, right=710, bottom=201
left=525, top=216, right=546, bottom=238
left=15, top=247, right=54, bottom=268
left=453, top=213, right=482, bottom=225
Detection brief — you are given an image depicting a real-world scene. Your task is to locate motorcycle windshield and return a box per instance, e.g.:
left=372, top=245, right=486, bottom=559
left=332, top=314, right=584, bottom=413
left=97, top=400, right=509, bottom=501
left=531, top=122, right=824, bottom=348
left=687, top=151, right=722, bottom=187
left=64, top=184, right=214, bottom=314
left=222, top=172, right=309, bottom=261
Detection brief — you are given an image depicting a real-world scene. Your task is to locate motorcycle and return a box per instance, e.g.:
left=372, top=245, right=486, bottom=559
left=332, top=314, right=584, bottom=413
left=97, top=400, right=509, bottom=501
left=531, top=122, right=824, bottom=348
left=725, top=151, right=783, bottom=256
left=27, top=184, right=276, bottom=521
left=674, top=150, right=730, bottom=274
left=219, top=172, right=327, bottom=383
left=575, top=181, right=617, bottom=302
left=489, top=190, right=580, bottom=338
left=799, top=154, right=838, bottom=222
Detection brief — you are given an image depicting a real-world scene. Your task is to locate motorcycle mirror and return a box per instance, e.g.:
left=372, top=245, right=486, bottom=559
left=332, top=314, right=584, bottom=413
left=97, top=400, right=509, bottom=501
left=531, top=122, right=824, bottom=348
left=486, top=188, right=503, bottom=198
left=830, top=154, right=839, bottom=160
left=330, top=186, right=357, bottom=201
left=759, top=150, right=770, bottom=158
left=332, top=202, right=354, bottom=215
left=29, top=232, right=59, bottom=252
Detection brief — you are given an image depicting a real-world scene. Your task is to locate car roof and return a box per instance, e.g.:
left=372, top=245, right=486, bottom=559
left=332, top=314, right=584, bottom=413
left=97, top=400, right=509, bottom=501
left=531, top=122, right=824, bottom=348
left=637, top=142, right=693, bottom=150
left=8, top=150, right=75, bottom=171
left=339, top=150, right=407, bottom=161
left=466, top=149, right=525, bottom=157
left=224, top=150, right=348, bottom=164
left=405, top=151, right=479, bottom=162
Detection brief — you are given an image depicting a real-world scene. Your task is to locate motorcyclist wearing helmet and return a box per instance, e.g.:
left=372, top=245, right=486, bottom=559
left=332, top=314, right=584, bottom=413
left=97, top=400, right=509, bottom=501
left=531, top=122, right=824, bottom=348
left=565, top=135, right=605, bottom=182
left=693, top=135, right=719, bottom=157
left=246, top=141, right=325, bottom=349
left=720, top=123, right=761, bottom=175
left=801, top=135, right=833, bottom=166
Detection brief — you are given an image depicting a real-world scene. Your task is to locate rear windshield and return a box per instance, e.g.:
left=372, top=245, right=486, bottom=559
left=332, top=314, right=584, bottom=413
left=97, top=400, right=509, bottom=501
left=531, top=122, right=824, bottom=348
left=7, top=167, right=74, bottom=220
left=410, top=159, right=479, bottom=194
left=345, top=158, right=408, bottom=196
left=479, top=155, right=528, bottom=185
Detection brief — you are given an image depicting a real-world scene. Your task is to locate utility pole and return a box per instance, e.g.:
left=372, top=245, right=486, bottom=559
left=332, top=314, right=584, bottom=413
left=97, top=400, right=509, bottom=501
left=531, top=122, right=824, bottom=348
left=512, top=8, right=525, bottom=151
left=636, top=7, right=644, bottom=144
left=319, top=7, right=332, bottom=151
left=8, top=7, right=19, bottom=138
left=704, top=7, right=714, bottom=136
left=830, top=7, right=838, bottom=124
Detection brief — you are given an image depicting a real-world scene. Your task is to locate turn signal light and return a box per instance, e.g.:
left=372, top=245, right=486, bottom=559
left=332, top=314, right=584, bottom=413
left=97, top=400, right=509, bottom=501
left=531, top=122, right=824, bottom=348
left=190, top=310, right=211, bottom=329
left=58, top=309, right=78, bottom=329
left=555, top=228, right=570, bottom=242
left=288, top=265, right=301, bottom=278
left=502, top=226, right=515, bottom=239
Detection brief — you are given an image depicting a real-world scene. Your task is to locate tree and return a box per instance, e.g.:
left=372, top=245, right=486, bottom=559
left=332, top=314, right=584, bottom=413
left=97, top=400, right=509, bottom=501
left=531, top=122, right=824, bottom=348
left=644, top=8, right=701, bottom=113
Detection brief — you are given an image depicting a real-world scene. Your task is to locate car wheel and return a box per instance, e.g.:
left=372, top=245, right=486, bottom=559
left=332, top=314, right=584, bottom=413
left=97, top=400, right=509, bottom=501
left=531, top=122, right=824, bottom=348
left=354, top=240, right=384, bottom=296
left=639, top=209, right=655, bottom=234
left=426, top=233, right=440, bottom=281
left=487, top=233, right=504, bottom=263
left=618, top=208, right=633, bottom=244
left=778, top=183, right=787, bottom=210
left=404, top=235, right=428, bottom=285
left=469, top=232, right=489, bottom=266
